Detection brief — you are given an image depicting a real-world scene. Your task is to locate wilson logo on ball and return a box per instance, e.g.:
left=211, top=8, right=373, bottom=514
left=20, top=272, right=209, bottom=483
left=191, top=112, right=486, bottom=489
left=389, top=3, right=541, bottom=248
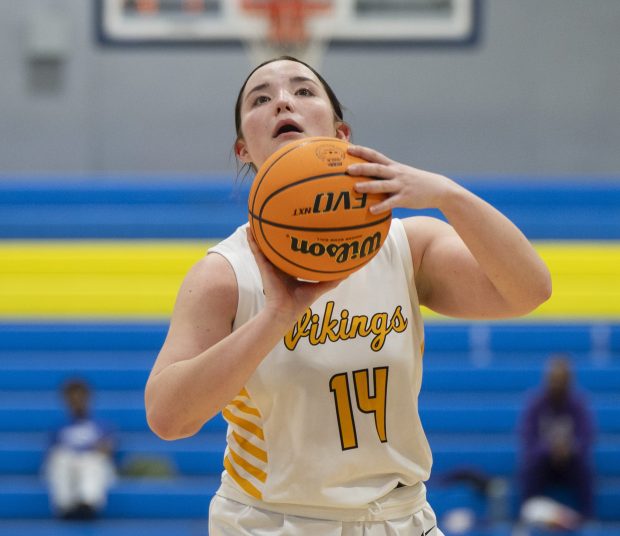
left=289, top=232, right=383, bottom=263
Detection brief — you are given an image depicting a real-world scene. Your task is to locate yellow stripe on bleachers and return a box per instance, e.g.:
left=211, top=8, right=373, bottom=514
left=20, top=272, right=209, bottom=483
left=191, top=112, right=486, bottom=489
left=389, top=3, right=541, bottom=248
left=0, top=241, right=210, bottom=318
left=535, top=241, right=620, bottom=317
left=423, top=241, right=620, bottom=320
left=0, top=240, right=619, bottom=319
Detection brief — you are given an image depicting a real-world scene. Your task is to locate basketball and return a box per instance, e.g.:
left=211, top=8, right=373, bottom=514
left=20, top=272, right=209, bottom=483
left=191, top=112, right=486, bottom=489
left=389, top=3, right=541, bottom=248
left=248, top=137, right=392, bottom=281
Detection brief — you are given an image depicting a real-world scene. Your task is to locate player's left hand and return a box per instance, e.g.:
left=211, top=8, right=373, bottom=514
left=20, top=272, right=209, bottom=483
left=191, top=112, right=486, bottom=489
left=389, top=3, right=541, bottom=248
left=346, top=144, right=457, bottom=214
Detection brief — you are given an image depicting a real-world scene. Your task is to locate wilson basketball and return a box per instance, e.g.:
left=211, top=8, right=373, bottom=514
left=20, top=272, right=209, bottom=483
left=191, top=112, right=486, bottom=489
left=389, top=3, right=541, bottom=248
left=248, top=137, right=392, bottom=281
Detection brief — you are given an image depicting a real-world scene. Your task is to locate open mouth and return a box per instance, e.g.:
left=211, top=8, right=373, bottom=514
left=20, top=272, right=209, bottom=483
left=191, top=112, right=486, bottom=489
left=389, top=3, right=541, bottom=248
left=273, top=122, right=303, bottom=138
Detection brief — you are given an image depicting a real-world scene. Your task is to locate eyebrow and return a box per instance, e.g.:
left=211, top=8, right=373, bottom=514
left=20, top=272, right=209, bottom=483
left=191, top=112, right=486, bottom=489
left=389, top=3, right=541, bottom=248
left=245, top=76, right=319, bottom=100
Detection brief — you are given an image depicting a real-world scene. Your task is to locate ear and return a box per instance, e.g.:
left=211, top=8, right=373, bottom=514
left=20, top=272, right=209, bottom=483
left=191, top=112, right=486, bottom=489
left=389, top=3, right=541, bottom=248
left=335, top=121, right=351, bottom=142
left=235, top=138, right=253, bottom=164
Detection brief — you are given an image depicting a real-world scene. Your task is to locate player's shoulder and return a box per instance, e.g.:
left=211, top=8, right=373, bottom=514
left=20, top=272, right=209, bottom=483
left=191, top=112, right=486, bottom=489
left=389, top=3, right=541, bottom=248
left=165, top=238, right=238, bottom=327
left=165, top=252, right=238, bottom=341
left=186, top=250, right=238, bottom=302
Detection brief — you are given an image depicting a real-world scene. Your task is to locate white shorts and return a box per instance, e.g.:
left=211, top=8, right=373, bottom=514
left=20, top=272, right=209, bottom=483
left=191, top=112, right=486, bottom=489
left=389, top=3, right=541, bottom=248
left=209, top=495, right=444, bottom=536
left=45, top=447, right=116, bottom=512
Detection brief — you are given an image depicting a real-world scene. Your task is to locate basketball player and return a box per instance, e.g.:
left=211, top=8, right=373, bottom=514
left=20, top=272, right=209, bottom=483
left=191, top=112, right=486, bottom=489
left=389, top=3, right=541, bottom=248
left=145, top=57, right=551, bottom=535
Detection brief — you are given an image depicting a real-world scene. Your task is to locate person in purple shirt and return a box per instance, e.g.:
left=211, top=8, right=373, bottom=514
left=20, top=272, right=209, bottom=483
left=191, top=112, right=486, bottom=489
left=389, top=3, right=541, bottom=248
left=518, top=355, right=596, bottom=518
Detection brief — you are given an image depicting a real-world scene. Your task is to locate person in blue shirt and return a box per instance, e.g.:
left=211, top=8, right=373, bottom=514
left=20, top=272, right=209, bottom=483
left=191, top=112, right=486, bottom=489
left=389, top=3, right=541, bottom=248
left=44, top=378, right=116, bottom=520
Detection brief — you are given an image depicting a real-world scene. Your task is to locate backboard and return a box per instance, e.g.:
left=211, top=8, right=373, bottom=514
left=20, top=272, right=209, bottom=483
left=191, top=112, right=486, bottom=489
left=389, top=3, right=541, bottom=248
left=96, top=0, right=480, bottom=47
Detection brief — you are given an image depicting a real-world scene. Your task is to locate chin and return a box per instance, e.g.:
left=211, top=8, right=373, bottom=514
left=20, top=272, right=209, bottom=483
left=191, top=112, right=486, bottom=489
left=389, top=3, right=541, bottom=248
left=275, top=132, right=306, bottom=143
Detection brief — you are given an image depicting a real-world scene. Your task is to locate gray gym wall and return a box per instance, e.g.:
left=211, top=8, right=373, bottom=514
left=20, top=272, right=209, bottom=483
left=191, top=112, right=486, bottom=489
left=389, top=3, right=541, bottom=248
left=1, top=0, right=619, bottom=177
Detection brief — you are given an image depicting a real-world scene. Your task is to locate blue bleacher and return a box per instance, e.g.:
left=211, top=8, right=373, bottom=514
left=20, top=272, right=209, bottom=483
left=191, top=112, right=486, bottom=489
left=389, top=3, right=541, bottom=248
left=0, top=177, right=619, bottom=239
left=0, top=321, right=619, bottom=536
left=1, top=178, right=620, bottom=535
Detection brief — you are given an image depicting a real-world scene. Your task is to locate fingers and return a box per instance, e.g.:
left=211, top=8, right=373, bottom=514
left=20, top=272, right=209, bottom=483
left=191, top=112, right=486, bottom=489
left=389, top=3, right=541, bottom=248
left=246, top=227, right=273, bottom=273
left=347, top=144, right=396, bottom=180
left=347, top=144, right=392, bottom=165
left=247, top=227, right=300, bottom=284
left=367, top=198, right=395, bottom=215
left=347, top=162, right=393, bottom=180
left=347, top=145, right=398, bottom=214
left=353, top=178, right=399, bottom=194
left=347, top=161, right=399, bottom=215
left=353, top=181, right=399, bottom=214
left=246, top=227, right=260, bottom=256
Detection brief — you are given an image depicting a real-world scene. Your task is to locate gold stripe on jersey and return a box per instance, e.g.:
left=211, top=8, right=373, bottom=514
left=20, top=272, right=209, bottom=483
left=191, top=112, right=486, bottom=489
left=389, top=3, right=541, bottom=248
left=223, top=389, right=269, bottom=500
left=222, top=408, right=265, bottom=440
left=229, top=398, right=261, bottom=418
left=229, top=446, right=267, bottom=482
left=224, top=455, right=263, bottom=500
left=233, top=430, right=268, bottom=463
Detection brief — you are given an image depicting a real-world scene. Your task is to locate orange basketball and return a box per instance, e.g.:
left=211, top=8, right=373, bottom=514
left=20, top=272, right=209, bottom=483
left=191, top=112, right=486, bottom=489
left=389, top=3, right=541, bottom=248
left=248, top=137, right=392, bottom=281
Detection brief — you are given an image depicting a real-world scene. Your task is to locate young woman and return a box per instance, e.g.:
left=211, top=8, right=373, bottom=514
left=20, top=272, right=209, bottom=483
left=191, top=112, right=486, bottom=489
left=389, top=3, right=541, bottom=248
left=145, top=56, right=551, bottom=535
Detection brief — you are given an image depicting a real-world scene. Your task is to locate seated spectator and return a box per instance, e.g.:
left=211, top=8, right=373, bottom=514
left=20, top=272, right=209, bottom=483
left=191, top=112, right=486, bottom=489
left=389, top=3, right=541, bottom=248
left=44, top=378, right=116, bottom=520
left=518, top=355, right=595, bottom=520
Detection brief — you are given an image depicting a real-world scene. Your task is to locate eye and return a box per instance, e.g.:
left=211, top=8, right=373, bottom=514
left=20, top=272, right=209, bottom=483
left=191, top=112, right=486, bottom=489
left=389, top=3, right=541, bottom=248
left=252, top=95, right=270, bottom=106
left=296, top=87, right=315, bottom=97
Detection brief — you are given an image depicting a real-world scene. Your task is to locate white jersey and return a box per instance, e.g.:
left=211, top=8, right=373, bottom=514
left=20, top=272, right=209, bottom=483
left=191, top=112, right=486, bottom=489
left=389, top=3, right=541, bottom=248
left=208, top=218, right=432, bottom=519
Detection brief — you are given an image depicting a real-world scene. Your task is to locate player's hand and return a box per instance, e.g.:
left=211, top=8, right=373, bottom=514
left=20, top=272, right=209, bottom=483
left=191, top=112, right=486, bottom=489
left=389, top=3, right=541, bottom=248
left=246, top=228, right=342, bottom=320
left=346, top=144, right=458, bottom=214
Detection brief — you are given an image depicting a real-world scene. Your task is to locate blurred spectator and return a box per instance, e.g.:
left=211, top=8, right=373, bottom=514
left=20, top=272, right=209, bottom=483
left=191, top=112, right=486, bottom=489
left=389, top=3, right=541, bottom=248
left=519, top=496, right=582, bottom=532
left=518, top=355, right=595, bottom=521
left=44, top=378, right=116, bottom=520
left=438, top=467, right=510, bottom=531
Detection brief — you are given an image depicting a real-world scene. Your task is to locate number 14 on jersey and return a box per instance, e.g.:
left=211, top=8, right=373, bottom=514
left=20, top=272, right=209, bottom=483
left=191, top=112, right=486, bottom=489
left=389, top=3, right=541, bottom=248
left=329, top=367, right=389, bottom=450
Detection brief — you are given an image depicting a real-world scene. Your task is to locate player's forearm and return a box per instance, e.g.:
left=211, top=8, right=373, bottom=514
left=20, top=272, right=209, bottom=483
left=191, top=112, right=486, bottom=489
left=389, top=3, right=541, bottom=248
left=438, top=182, right=552, bottom=314
left=145, top=307, right=296, bottom=440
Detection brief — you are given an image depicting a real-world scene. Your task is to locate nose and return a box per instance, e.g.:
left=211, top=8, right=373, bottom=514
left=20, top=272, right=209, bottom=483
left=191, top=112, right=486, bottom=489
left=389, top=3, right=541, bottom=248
left=274, top=89, right=294, bottom=114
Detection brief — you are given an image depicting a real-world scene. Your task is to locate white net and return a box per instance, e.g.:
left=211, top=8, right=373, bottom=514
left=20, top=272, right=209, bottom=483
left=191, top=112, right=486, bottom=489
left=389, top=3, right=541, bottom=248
left=240, top=0, right=333, bottom=67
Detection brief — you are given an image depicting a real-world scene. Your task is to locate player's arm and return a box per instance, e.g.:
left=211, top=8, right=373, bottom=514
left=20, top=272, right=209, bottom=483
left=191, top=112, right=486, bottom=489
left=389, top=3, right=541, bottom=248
left=347, top=145, right=551, bottom=319
left=145, top=233, right=340, bottom=441
left=145, top=251, right=298, bottom=441
left=403, top=212, right=549, bottom=318
left=145, top=253, right=277, bottom=440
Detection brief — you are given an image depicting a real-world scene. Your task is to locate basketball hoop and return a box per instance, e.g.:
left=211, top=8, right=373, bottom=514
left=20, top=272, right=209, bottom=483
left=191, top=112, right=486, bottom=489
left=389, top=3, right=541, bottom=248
left=240, top=0, right=333, bottom=67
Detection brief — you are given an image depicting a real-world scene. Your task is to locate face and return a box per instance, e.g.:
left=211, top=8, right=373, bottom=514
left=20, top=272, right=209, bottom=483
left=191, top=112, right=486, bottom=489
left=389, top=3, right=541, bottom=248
left=235, top=60, right=350, bottom=169
left=546, top=358, right=571, bottom=402
left=65, top=386, right=90, bottom=418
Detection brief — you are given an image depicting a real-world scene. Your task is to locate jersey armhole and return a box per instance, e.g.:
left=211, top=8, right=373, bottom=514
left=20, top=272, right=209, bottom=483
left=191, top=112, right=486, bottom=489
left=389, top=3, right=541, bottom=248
left=390, top=219, right=415, bottom=296
left=207, top=225, right=263, bottom=331
left=390, top=218, right=425, bottom=351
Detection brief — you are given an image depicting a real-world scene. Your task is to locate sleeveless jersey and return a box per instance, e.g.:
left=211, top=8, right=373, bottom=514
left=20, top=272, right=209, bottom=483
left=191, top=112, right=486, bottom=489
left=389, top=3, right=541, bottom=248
left=208, top=218, right=432, bottom=516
